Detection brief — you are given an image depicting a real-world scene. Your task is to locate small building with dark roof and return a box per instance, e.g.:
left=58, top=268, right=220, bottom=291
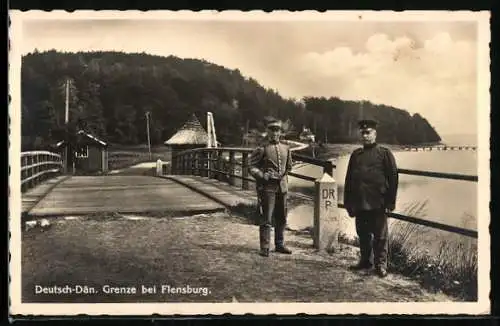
left=54, top=130, right=109, bottom=175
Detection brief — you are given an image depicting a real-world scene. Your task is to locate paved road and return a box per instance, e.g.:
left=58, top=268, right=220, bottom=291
left=27, top=175, right=225, bottom=217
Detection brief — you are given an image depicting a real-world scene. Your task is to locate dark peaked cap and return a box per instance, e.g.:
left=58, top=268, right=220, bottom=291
left=358, top=119, right=378, bottom=130
left=265, top=117, right=282, bottom=129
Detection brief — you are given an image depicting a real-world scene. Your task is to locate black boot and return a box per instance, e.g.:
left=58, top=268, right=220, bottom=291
left=275, top=245, right=292, bottom=254
left=375, top=266, right=388, bottom=277
left=259, top=248, right=269, bottom=257
left=349, top=261, right=373, bottom=271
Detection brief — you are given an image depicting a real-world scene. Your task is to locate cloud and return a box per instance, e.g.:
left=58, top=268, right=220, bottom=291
left=296, top=32, right=477, bottom=135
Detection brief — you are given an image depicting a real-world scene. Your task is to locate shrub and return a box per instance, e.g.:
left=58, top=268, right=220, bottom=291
left=387, top=201, right=478, bottom=301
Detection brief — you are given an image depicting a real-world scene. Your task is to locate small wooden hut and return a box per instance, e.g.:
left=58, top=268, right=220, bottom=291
left=164, top=114, right=212, bottom=157
left=54, top=130, right=108, bottom=174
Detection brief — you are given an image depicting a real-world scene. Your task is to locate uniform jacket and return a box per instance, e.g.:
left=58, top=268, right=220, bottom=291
left=343, top=143, right=399, bottom=214
left=248, top=140, right=293, bottom=193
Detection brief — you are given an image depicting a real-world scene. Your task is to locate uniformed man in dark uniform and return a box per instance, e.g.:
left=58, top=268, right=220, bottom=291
left=248, top=118, right=293, bottom=257
left=343, top=119, right=399, bottom=277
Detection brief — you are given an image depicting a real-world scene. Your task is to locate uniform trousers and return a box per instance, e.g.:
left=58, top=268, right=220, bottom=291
left=355, top=208, right=389, bottom=269
left=259, top=190, right=287, bottom=250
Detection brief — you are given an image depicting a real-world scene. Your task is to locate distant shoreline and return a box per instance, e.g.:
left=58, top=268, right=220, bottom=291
left=296, top=141, right=476, bottom=161
left=296, top=142, right=406, bottom=160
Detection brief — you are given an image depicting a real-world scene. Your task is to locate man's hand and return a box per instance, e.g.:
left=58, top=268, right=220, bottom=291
left=385, top=207, right=394, bottom=214
left=263, top=171, right=281, bottom=181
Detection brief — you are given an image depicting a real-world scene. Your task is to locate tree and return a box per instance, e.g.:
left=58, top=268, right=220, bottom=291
left=20, top=50, right=442, bottom=149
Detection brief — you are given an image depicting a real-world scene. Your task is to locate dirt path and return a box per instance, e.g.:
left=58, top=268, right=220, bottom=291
left=22, top=212, right=455, bottom=303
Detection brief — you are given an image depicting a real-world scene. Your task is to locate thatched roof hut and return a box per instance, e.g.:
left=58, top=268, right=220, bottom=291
left=165, top=114, right=208, bottom=146
left=164, top=114, right=215, bottom=157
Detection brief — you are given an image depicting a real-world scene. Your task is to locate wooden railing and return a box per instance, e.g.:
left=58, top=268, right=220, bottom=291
left=166, top=146, right=478, bottom=239
left=21, top=151, right=64, bottom=193
left=168, top=146, right=334, bottom=189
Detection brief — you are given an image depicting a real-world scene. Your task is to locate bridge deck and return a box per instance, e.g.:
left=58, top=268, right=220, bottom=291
left=26, top=175, right=225, bottom=217
left=22, top=175, right=71, bottom=214
left=163, top=175, right=258, bottom=209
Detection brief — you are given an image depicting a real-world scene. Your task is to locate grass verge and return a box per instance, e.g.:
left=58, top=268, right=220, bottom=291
left=338, top=201, right=477, bottom=301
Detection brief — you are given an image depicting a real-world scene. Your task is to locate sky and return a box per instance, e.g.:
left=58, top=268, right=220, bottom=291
left=20, top=17, right=481, bottom=137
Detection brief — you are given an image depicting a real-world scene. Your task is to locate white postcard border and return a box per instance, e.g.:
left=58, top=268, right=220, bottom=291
left=8, top=9, right=491, bottom=316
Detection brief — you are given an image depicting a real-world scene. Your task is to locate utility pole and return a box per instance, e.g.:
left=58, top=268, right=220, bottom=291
left=244, top=119, right=249, bottom=146
left=65, top=79, right=70, bottom=124
left=64, top=78, right=70, bottom=174
left=146, top=111, right=152, bottom=160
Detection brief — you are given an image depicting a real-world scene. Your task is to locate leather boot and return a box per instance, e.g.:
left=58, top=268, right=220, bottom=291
left=275, top=245, right=292, bottom=254
left=376, top=266, right=388, bottom=277
left=259, top=248, right=269, bottom=257
left=349, top=261, right=373, bottom=271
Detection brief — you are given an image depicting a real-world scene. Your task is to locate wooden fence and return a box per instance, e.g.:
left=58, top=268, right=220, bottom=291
left=21, top=151, right=64, bottom=193
left=163, top=146, right=478, bottom=239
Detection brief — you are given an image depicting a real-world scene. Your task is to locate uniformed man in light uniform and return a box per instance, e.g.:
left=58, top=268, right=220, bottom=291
left=343, top=119, right=399, bottom=277
left=248, top=118, right=293, bottom=257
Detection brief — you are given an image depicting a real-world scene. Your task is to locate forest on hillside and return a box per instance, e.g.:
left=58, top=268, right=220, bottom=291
left=20, top=50, right=441, bottom=150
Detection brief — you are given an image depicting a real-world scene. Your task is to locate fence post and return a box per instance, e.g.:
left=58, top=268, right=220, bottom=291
left=313, top=172, right=341, bottom=252
left=156, top=159, right=163, bottom=176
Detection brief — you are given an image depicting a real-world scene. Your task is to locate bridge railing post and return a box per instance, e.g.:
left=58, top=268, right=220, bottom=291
left=190, top=152, right=194, bottom=175
left=21, top=155, right=26, bottom=193
left=33, top=153, right=37, bottom=188
left=182, top=154, right=187, bottom=175
left=183, top=153, right=187, bottom=175
left=28, top=155, right=33, bottom=189
left=242, top=152, right=249, bottom=190
left=194, top=152, right=200, bottom=176
left=206, top=150, right=211, bottom=178
left=41, top=153, right=45, bottom=182
left=35, top=153, right=40, bottom=185
left=215, top=150, right=221, bottom=181
left=204, top=150, right=209, bottom=176
left=313, top=172, right=341, bottom=252
left=189, top=152, right=194, bottom=175
left=219, top=150, right=225, bottom=181
left=223, top=150, right=230, bottom=184
left=229, top=150, right=236, bottom=186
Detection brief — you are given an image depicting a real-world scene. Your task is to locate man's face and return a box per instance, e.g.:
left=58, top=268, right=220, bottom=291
left=360, top=128, right=377, bottom=145
left=267, top=126, right=282, bottom=142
